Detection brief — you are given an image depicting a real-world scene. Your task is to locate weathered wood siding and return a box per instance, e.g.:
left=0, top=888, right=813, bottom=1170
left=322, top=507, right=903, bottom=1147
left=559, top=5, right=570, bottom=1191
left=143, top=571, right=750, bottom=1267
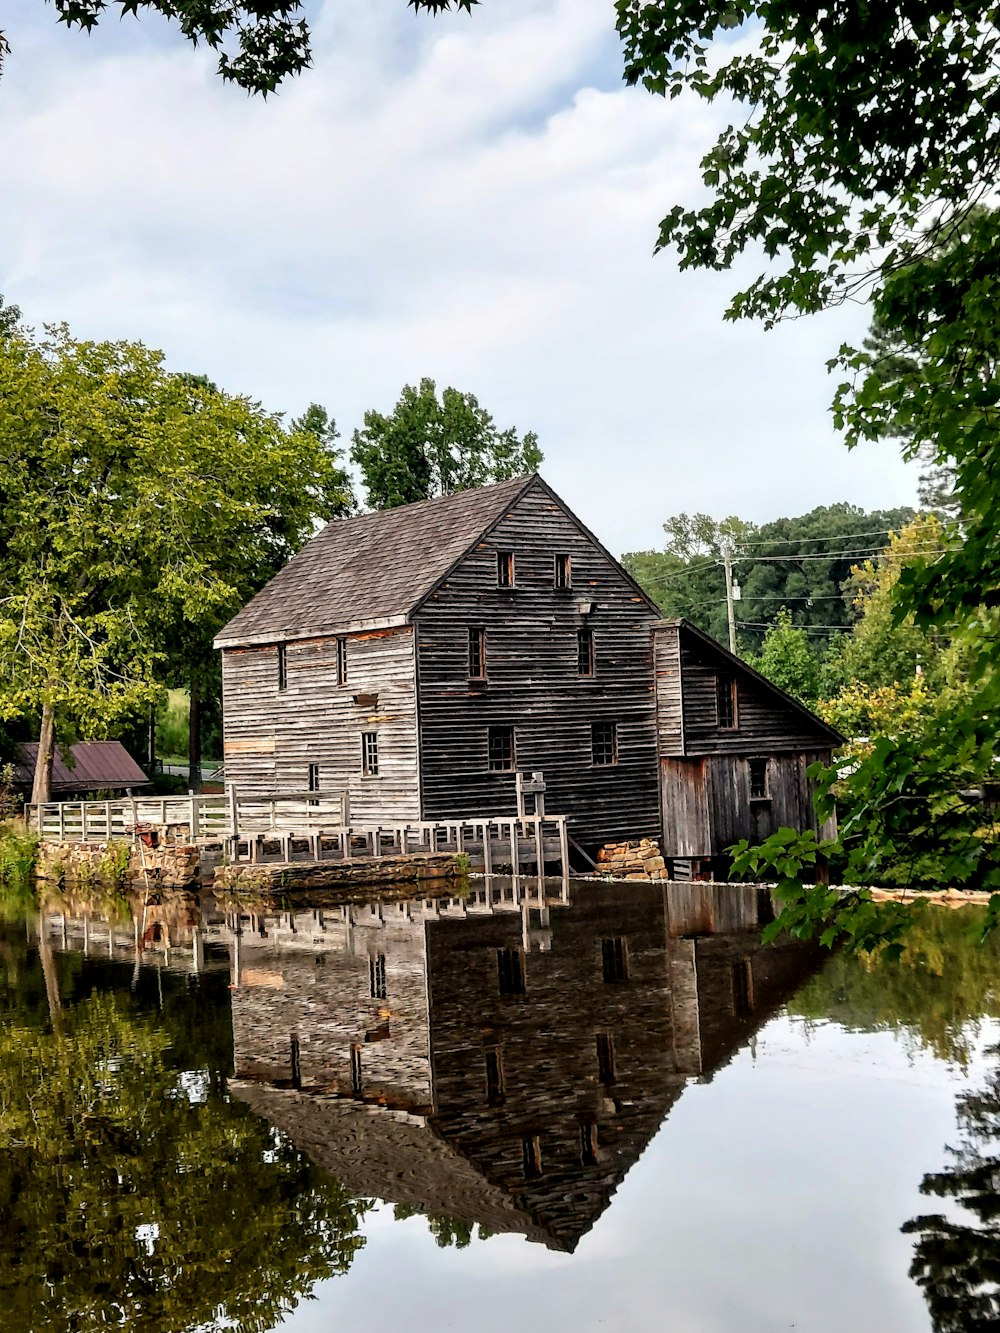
left=413, top=480, right=661, bottom=850
left=678, top=634, right=834, bottom=755
left=221, top=626, right=420, bottom=822
left=652, top=623, right=684, bottom=756
left=660, top=751, right=832, bottom=858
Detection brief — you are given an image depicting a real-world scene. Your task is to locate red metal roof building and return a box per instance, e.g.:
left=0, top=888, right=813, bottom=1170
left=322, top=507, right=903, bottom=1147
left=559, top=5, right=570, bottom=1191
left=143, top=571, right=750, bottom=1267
left=14, top=742, right=150, bottom=796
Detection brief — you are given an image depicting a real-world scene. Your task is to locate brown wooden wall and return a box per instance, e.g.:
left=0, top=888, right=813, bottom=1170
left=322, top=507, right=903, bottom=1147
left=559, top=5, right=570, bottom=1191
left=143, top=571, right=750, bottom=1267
left=678, top=634, right=834, bottom=756
left=653, top=623, right=684, bottom=756
left=412, top=480, right=661, bottom=850
left=660, top=751, right=832, bottom=859
left=221, top=626, right=421, bottom=822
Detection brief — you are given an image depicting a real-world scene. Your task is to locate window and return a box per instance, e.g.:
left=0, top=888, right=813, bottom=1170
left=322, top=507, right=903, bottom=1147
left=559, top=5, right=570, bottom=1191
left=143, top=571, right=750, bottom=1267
left=580, top=1122, right=599, bottom=1166
left=290, top=1034, right=301, bottom=1089
left=716, top=673, right=738, bottom=729
left=308, top=763, right=320, bottom=807
left=469, top=627, right=486, bottom=679
left=350, top=1043, right=363, bottom=1096
left=522, top=1135, right=542, bottom=1179
left=488, top=726, right=515, bottom=771
left=555, top=553, right=572, bottom=588
left=749, top=757, right=769, bottom=800
left=277, top=643, right=287, bottom=691
left=602, top=936, right=629, bottom=984
left=596, top=1032, right=616, bottom=1085
left=370, top=953, right=387, bottom=1000
left=362, top=732, right=379, bottom=776
left=497, top=946, right=526, bottom=996
left=485, top=1047, right=505, bottom=1104
left=578, top=626, right=595, bottom=677
left=336, top=636, right=348, bottom=686
left=592, top=721, right=618, bottom=766
left=732, top=958, right=754, bottom=1017
left=497, top=551, right=514, bottom=587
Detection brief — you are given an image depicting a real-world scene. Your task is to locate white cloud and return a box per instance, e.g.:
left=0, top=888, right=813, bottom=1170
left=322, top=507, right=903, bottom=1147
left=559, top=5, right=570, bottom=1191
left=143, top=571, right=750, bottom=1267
left=0, top=0, right=916, bottom=552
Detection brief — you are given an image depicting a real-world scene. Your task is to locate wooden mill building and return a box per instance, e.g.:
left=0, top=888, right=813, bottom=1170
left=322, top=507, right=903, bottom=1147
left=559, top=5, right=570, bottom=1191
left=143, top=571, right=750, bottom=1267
left=215, top=474, right=839, bottom=871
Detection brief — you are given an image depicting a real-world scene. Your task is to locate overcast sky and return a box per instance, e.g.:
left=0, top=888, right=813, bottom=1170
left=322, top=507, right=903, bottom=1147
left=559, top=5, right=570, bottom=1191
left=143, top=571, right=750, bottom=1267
left=1, top=0, right=917, bottom=554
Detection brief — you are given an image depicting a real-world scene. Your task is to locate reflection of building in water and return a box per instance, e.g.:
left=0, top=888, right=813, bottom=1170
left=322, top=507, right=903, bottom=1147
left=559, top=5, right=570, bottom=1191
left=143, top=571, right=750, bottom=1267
left=228, top=879, right=822, bottom=1252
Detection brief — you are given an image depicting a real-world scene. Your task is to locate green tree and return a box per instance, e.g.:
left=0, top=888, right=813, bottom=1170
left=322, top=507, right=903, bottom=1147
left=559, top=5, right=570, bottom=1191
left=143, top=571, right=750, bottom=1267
left=0, top=984, right=371, bottom=1332
left=746, top=610, right=822, bottom=707
left=0, top=326, right=352, bottom=800
left=351, top=377, right=542, bottom=510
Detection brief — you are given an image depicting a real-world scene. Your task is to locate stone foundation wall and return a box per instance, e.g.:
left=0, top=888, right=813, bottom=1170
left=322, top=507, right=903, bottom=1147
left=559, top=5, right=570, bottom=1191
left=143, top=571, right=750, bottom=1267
left=595, top=838, right=667, bottom=881
left=215, top=851, right=465, bottom=894
left=35, top=839, right=200, bottom=888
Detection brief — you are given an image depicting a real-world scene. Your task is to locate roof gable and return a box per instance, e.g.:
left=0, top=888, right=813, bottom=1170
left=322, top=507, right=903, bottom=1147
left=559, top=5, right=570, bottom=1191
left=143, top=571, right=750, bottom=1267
left=15, top=741, right=149, bottom=792
left=215, top=474, right=536, bottom=648
left=663, top=618, right=843, bottom=748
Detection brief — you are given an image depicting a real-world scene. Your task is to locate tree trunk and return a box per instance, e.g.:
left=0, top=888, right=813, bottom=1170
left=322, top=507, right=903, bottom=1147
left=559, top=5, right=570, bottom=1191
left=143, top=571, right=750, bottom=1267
left=188, top=671, right=202, bottom=793
left=30, top=698, right=55, bottom=806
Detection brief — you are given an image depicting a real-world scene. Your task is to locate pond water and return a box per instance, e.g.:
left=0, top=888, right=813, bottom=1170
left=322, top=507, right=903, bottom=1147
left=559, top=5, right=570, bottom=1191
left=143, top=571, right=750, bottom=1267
left=2, top=877, right=998, bottom=1332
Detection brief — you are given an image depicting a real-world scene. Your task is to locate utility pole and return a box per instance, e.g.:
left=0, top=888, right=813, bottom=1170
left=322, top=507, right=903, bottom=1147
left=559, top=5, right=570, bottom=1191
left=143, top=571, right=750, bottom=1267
left=722, top=542, right=738, bottom=655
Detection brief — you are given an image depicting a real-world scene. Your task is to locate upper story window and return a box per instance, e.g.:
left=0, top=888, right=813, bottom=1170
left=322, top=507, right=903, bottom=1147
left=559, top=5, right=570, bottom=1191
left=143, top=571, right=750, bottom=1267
left=277, top=644, right=287, bottom=691
left=749, top=757, right=769, bottom=800
left=578, top=626, right=595, bottom=677
left=469, top=627, right=486, bottom=680
left=370, top=953, right=387, bottom=1000
left=592, top=720, right=617, bottom=766
left=554, top=553, right=572, bottom=588
left=307, top=763, right=320, bottom=806
left=497, top=947, right=526, bottom=996
left=488, top=726, right=515, bottom=772
left=362, top=731, right=379, bottom=777
left=601, top=936, right=629, bottom=983
left=336, top=636, right=348, bottom=686
left=497, top=551, right=514, bottom=587
left=716, top=673, right=738, bottom=729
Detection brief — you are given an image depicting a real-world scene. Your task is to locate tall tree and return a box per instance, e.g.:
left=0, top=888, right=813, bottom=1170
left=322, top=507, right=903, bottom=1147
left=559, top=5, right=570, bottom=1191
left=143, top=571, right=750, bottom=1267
left=351, top=378, right=542, bottom=511
left=0, top=327, right=352, bottom=800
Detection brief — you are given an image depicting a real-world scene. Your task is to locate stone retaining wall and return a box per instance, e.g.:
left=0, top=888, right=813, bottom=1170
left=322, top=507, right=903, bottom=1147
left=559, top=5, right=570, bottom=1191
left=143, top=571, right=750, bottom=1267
left=35, top=839, right=200, bottom=888
left=595, top=838, right=668, bottom=881
left=214, top=851, right=465, bottom=893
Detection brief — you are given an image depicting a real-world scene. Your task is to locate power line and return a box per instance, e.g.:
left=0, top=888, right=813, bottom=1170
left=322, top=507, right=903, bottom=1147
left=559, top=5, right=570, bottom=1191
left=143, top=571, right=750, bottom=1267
left=734, top=528, right=899, bottom=550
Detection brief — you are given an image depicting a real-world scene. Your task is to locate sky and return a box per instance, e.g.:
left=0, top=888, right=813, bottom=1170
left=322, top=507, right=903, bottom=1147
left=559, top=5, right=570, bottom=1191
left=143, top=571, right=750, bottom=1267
left=0, top=0, right=918, bottom=555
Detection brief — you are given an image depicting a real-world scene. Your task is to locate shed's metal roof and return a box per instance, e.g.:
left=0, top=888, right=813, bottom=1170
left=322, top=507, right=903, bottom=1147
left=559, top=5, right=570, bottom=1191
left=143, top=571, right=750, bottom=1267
left=15, top=741, right=150, bottom=792
left=215, top=474, right=535, bottom=648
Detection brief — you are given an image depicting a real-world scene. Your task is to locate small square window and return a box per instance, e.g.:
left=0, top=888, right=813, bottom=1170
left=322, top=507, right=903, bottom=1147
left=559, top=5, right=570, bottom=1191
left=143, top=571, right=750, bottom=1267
left=601, top=936, right=629, bottom=984
left=469, top=627, right=486, bottom=680
left=277, top=644, right=287, bottom=691
left=555, top=553, right=572, bottom=588
left=716, top=673, right=738, bottom=729
left=362, top=732, right=379, bottom=777
left=522, top=1135, right=542, bottom=1179
left=350, top=1043, right=363, bottom=1097
left=592, top=721, right=617, bottom=766
left=497, top=947, right=525, bottom=996
left=497, top=551, right=514, bottom=587
left=488, top=726, right=515, bottom=772
left=733, top=958, right=754, bottom=1017
left=580, top=1121, right=599, bottom=1166
left=578, top=627, right=595, bottom=677
left=308, top=762, right=320, bottom=792
left=596, top=1032, right=616, bottom=1084
left=485, top=1047, right=505, bottom=1104
left=370, top=953, right=387, bottom=1000
left=749, top=757, right=769, bottom=800
left=336, top=637, right=348, bottom=686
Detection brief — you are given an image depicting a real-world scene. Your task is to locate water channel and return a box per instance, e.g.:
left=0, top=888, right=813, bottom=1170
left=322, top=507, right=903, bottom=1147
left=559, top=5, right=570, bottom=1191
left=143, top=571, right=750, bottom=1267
left=2, top=876, right=998, bottom=1331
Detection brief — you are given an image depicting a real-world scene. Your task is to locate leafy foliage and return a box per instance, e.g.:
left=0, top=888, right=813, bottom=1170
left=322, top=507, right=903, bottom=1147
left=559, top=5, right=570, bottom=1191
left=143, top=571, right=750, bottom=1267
left=0, top=954, right=371, bottom=1332
left=746, top=610, right=822, bottom=706
left=351, top=377, right=542, bottom=510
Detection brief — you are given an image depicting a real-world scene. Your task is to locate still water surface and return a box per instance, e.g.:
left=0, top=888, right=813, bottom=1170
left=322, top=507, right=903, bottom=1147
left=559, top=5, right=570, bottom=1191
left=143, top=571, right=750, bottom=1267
left=2, top=878, right=998, bottom=1332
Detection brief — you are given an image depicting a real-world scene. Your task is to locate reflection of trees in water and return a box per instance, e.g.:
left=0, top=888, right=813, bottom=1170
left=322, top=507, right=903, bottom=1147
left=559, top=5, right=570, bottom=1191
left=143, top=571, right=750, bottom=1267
left=393, top=1204, right=494, bottom=1250
left=789, top=907, right=1000, bottom=1065
left=0, top=988, right=372, bottom=1333
left=904, top=1056, right=1000, bottom=1332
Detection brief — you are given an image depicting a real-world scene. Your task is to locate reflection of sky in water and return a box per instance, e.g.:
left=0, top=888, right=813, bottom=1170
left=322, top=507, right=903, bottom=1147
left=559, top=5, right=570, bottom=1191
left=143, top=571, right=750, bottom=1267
left=284, top=1016, right=991, bottom=1333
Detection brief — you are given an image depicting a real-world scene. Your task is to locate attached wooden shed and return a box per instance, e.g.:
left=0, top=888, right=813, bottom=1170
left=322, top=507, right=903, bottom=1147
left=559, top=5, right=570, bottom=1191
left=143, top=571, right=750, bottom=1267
left=654, top=619, right=841, bottom=876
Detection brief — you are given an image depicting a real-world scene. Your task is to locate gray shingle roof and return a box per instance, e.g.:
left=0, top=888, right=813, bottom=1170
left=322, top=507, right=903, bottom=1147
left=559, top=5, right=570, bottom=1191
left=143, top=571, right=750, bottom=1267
left=215, top=474, right=535, bottom=647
